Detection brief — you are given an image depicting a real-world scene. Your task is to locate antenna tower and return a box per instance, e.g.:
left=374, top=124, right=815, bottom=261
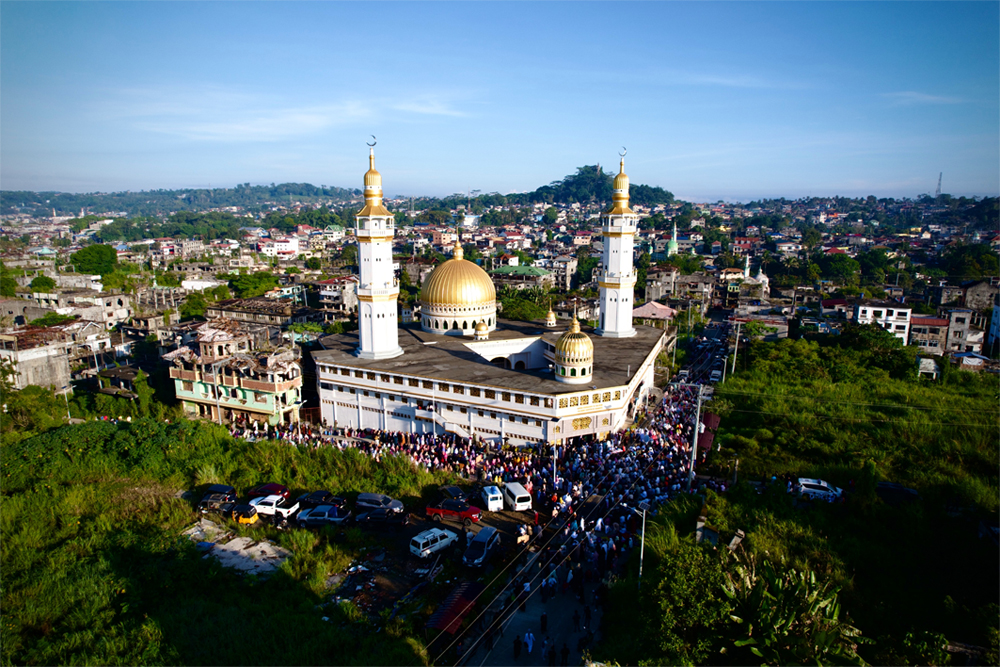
left=935, top=172, right=942, bottom=198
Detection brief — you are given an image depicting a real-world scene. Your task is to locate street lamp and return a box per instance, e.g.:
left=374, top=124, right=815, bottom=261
left=625, top=500, right=651, bottom=590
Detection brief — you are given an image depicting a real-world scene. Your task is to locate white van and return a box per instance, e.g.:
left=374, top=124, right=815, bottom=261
left=709, top=370, right=722, bottom=383
left=409, top=527, right=458, bottom=558
left=481, top=485, right=503, bottom=512
left=503, top=482, right=532, bottom=512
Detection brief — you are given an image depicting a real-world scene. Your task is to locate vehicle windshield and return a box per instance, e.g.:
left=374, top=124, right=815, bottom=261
left=466, top=542, right=485, bottom=559
left=411, top=539, right=422, bottom=550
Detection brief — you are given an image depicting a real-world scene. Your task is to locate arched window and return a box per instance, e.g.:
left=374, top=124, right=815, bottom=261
left=463, top=321, right=468, bottom=330
left=571, top=368, right=577, bottom=377
left=453, top=320, right=460, bottom=330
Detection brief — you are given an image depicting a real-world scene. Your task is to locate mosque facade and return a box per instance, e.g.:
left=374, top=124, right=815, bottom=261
left=312, top=148, right=665, bottom=446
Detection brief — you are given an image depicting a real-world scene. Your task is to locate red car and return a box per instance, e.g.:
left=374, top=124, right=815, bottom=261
left=426, top=499, right=482, bottom=527
left=248, top=483, right=290, bottom=500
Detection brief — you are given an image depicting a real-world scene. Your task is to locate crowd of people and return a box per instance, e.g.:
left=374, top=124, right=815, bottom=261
left=227, top=383, right=709, bottom=523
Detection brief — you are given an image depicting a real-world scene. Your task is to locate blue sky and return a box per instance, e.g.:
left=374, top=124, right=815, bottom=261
left=2, top=2, right=997, bottom=201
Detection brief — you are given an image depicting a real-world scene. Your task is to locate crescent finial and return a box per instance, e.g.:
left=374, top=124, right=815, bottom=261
left=619, top=147, right=627, bottom=158
left=367, top=135, right=377, bottom=147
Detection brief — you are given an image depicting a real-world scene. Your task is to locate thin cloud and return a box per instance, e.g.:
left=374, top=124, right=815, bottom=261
left=883, top=91, right=964, bottom=106
left=100, top=85, right=468, bottom=142
left=392, top=96, right=467, bottom=117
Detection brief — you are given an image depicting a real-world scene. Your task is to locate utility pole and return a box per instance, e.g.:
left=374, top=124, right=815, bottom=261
left=686, top=384, right=704, bottom=491
left=731, top=321, right=742, bottom=375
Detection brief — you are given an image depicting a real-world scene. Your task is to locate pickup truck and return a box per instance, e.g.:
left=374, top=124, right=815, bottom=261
left=249, top=494, right=300, bottom=523
left=426, top=499, right=482, bottom=527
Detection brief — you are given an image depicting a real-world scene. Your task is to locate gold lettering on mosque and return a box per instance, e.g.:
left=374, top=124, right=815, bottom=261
left=572, top=417, right=592, bottom=430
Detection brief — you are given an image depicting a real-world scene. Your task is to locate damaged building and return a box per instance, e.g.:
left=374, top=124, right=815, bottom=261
left=164, top=318, right=302, bottom=425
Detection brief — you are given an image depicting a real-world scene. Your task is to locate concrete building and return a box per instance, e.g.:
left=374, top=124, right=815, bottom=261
left=316, top=277, right=358, bottom=320
left=943, top=309, right=984, bottom=353
left=909, top=316, right=949, bottom=355
left=164, top=318, right=302, bottom=425
left=852, top=301, right=912, bottom=342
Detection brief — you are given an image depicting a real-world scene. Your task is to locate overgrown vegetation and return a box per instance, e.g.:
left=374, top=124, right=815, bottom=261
left=1, top=419, right=457, bottom=665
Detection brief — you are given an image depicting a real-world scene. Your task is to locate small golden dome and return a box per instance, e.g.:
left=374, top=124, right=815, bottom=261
left=613, top=157, right=629, bottom=192
left=421, top=243, right=496, bottom=307
left=606, top=156, right=634, bottom=216
left=475, top=320, right=488, bottom=333
left=359, top=147, right=391, bottom=218
left=545, top=308, right=557, bottom=326
left=555, top=318, right=594, bottom=362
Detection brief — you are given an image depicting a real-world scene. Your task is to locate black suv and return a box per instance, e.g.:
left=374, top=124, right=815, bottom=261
left=197, top=484, right=238, bottom=514
left=296, top=490, right=347, bottom=511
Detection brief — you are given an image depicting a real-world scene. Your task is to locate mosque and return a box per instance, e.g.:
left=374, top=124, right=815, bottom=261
left=312, top=147, right=666, bottom=446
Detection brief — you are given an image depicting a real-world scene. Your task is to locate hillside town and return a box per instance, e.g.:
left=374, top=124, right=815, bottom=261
left=1, top=185, right=998, bottom=404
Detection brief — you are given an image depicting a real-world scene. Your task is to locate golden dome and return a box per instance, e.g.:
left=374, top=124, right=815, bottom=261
left=555, top=318, right=594, bottom=363
left=606, top=156, right=634, bottom=216
left=421, top=241, right=497, bottom=306
left=359, top=147, right=391, bottom=218
left=475, top=320, right=488, bottom=333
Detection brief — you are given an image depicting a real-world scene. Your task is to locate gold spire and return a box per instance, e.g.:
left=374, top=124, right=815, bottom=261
left=606, top=151, right=634, bottom=216
left=453, top=238, right=464, bottom=260
left=358, top=143, right=391, bottom=217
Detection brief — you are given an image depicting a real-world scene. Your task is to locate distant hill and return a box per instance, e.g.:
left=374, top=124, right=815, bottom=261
left=0, top=183, right=360, bottom=218
left=2, top=165, right=674, bottom=219
left=522, top=165, right=674, bottom=206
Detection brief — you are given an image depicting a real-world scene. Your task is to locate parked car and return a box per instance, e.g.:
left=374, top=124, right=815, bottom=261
left=709, top=370, right=722, bottom=383
left=354, top=508, right=409, bottom=529
left=197, top=484, right=237, bottom=514
left=439, top=485, right=469, bottom=502
left=297, top=491, right=346, bottom=511
left=796, top=478, right=843, bottom=502
left=463, top=526, right=501, bottom=567
left=249, top=495, right=300, bottom=523
left=426, top=499, right=482, bottom=527
left=356, top=492, right=404, bottom=514
left=410, top=527, right=459, bottom=558
left=248, top=483, right=290, bottom=501
left=480, top=485, right=503, bottom=512
left=231, top=504, right=260, bottom=525
left=297, top=504, right=352, bottom=529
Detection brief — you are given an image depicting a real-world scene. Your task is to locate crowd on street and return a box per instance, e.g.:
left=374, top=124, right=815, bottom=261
left=227, top=383, right=708, bottom=521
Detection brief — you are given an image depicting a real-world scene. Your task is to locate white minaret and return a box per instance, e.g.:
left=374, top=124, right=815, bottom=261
left=595, top=150, right=637, bottom=338
left=355, top=141, right=403, bottom=359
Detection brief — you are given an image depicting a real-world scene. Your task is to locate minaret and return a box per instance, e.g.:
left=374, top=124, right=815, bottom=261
left=743, top=254, right=750, bottom=280
left=595, top=150, right=637, bottom=338
left=355, top=141, right=403, bottom=359
left=667, top=220, right=679, bottom=257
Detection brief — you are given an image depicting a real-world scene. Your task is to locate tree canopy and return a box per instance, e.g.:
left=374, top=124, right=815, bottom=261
left=70, top=244, right=118, bottom=275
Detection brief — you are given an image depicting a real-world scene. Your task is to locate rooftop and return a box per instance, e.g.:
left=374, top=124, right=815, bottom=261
left=313, top=320, right=664, bottom=396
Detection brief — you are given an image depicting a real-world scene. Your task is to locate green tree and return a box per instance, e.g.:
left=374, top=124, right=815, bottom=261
left=305, top=257, right=322, bottom=270
left=180, top=293, right=208, bottom=320
left=723, top=553, right=869, bottom=666
left=651, top=542, right=734, bottom=664
left=1, top=261, right=19, bottom=297
left=69, top=244, right=118, bottom=275
left=543, top=207, right=558, bottom=225
left=29, top=275, right=56, bottom=292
